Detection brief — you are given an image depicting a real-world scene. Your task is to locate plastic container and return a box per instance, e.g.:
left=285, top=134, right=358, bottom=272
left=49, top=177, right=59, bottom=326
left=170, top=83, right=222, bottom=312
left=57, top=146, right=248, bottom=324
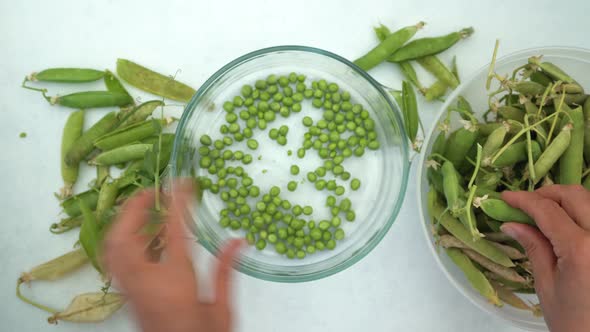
left=170, top=46, right=414, bottom=282
left=417, top=46, right=590, bottom=331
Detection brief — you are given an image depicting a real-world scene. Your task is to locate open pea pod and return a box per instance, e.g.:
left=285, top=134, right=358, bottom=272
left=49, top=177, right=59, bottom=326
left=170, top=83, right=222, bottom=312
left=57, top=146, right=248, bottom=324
left=48, top=292, right=125, bottom=324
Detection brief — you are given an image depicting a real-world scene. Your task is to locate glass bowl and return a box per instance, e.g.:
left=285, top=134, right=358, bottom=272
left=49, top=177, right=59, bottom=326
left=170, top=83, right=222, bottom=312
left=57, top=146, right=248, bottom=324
left=170, top=46, right=412, bottom=282
left=417, top=46, right=590, bottom=331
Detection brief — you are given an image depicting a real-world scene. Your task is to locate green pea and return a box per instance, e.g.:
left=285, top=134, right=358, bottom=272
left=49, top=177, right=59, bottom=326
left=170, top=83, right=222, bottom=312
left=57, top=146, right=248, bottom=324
left=326, top=180, right=337, bottom=191
left=354, top=147, right=365, bottom=157
left=223, top=101, right=235, bottom=112
left=249, top=186, right=260, bottom=197
left=246, top=118, right=257, bottom=129
left=350, top=178, right=361, bottom=190
left=245, top=139, right=257, bottom=150
left=199, top=135, right=212, bottom=146
left=303, top=206, right=313, bottom=216
left=312, top=98, right=323, bottom=108
left=339, top=198, right=352, bottom=212
left=268, top=186, right=280, bottom=197
left=319, top=148, right=329, bottom=159
left=279, top=106, right=290, bottom=117
left=324, top=160, right=334, bottom=170
left=241, top=85, right=253, bottom=97
left=255, top=239, right=267, bottom=250
left=304, top=89, right=314, bottom=99
left=244, top=97, right=254, bottom=106
left=335, top=186, right=345, bottom=196
left=346, top=210, right=356, bottom=221
left=292, top=205, right=303, bottom=216
left=258, top=119, right=267, bottom=130
left=278, top=76, right=289, bottom=87
left=220, top=125, right=229, bottom=134
left=229, top=123, right=240, bottom=133
left=315, top=180, right=326, bottom=190
left=287, top=181, right=298, bottom=192
left=242, top=154, right=253, bottom=164
left=297, top=148, right=305, bottom=158
left=331, top=207, right=340, bottom=216
left=315, top=167, right=326, bottom=177
left=277, top=136, right=287, bottom=145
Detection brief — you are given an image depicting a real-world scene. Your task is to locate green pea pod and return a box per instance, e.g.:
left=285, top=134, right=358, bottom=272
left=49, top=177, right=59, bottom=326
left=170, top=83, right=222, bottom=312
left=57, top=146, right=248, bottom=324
left=117, top=58, right=196, bottom=102
left=94, top=118, right=171, bottom=150
left=475, top=187, right=502, bottom=200
left=373, top=24, right=392, bottom=41
left=91, top=143, right=153, bottom=166
left=401, top=81, right=419, bottom=144
left=65, top=112, right=119, bottom=166
left=19, top=248, right=88, bottom=283
left=559, top=106, right=585, bottom=184
left=428, top=190, right=514, bottom=267
left=523, top=101, right=539, bottom=115
left=529, top=57, right=574, bottom=83
left=533, top=124, right=572, bottom=183
left=60, top=110, right=84, bottom=198
left=543, top=93, right=588, bottom=106
left=50, top=215, right=83, bottom=234
left=558, top=83, right=584, bottom=94
left=104, top=70, right=133, bottom=102
left=78, top=200, right=102, bottom=273
left=529, top=71, right=553, bottom=86
left=48, top=292, right=125, bottom=324
left=117, top=100, right=165, bottom=128
left=456, top=96, right=473, bottom=120
left=511, top=81, right=546, bottom=96
left=417, top=55, right=459, bottom=89
left=28, top=68, right=104, bottom=83
left=387, top=27, right=474, bottom=62
left=427, top=168, right=444, bottom=194
left=398, top=61, right=426, bottom=95
left=482, top=125, right=507, bottom=166
left=96, top=181, right=119, bottom=220
left=143, top=134, right=175, bottom=172
left=49, top=91, right=133, bottom=109
left=96, top=165, right=110, bottom=188
left=431, top=131, right=447, bottom=155
left=441, top=161, right=464, bottom=213
left=424, top=80, right=447, bottom=101
left=497, top=106, right=524, bottom=123
left=444, top=126, right=479, bottom=169
left=582, top=97, right=590, bottom=163
left=475, top=172, right=502, bottom=190
left=493, top=141, right=541, bottom=168
left=445, top=248, right=501, bottom=306
left=451, top=55, right=460, bottom=83
left=354, top=22, right=425, bottom=71
left=478, top=198, right=534, bottom=225
left=61, top=190, right=99, bottom=217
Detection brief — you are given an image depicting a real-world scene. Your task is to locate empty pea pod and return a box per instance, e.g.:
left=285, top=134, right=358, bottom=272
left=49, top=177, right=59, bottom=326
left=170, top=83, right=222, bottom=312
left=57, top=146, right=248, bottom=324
left=354, top=22, right=425, bottom=71
left=19, top=248, right=88, bottom=283
left=117, top=100, right=165, bottom=127
left=451, top=55, right=460, bottom=83
left=398, top=61, right=426, bottom=94
left=48, top=91, right=133, bottom=109
left=26, top=68, right=104, bottom=83
left=65, top=111, right=119, bottom=166
left=94, top=118, right=172, bottom=150
left=117, top=58, right=196, bottom=102
left=90, top=143, right=152, bottom=166
left=532, top=124, right=572, bottom=183
left=387, top=27, right=474, bottom=62
left=475, top=172, right=503, bottom=190
left=48, top=292, right=125, bottom=324
left=417, top=55, right=459, bottom=89
left=61, top=190, right=99, bottom=217
left=59, top=110, right=84, bottom=198
left=401, top=81, right=419, bottom=145
left=104, top=70, right=133, bottom=103
left=424, top=79, right=448, bottom=101
left=559, top=106, right=584, bottom=184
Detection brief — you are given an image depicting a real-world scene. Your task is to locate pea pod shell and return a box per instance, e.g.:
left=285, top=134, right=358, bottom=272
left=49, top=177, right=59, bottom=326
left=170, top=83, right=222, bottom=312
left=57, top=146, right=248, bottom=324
left=388, top=27, right=474, bottom=62
left=65, top=112, right=119, bottom=166
left=533, top=125, right=572, bottom=183
left=463, top=249, right=527, bottom=284
left=117, top=59, right=196, bottom=102
left=445, top=248, right=501, bottom=306
left=428, top=190, right=514, bottom=267
left=559, top=106, right=584, bottom=184
left=439, top=235, right=525, bottom=260
left=491, top=281, right=541, bottom=315
left=441, top=161, right=464, bottom=213
left=48, top=293, right=125, bottom=323
left=142, top=134, right=175, bottom=172
left=424, top=80, right=447, bottom=101
left=30, top=68, right=104, bottom=83
left=478, top=198, right=534, bottom=225
left=60, top=110, right=85, bottom=197
left=417, top=55, right=459, bottom=89
left=354, top=22, right=424, bottom=71
left=511, top=81, right=546, bottom=96
left=117, top=100, right=164, bottom=128
left=52, top=91, right=133, bottom=109
left=94, top=118, right=169, bottom=150
left=582, top=97, right=590, bottom=163
left=91, top=144, right=152, bottom=166
left=456, top=96, right=474, bottom=120
left=104, top=70, right=133, bottom=102
left=61, top=190, right=99, bottom=217
left=401, top=81, right=419, bottom=143
left=398, top=61, right=426, bottom=94
left=20, top=248, right=88, bottom=283
left=373, top=24, right=392, bottom=41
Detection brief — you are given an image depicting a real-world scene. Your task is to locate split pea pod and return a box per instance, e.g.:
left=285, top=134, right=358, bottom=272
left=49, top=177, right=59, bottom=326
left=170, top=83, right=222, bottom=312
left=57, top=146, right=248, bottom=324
left=26, top=68, right=104, bottom=83
left=104, top=70, right=133, bottom=102
left=373, top=24, right=391, bottom=41
left=65, top=112, right=119, bottom=166
left=48, top=292, right=125, bottom=324
left=533, top=124, right=572, bottom=183
left=117, top=100, right=164, bottom=127
left=417, top=55, right=459, bottom=89
left=60, top=110, right=84, bottom=198
left=559, top=106, right=584, bottom=184
left=354, top=22, right=425, bottom=71
left=387, top=27, right=474, bottom=62
left=401, top=81, right=419, bottom=144
left=582, top=97, right=590, bottom=162
left=477, top=198, right=534, bottom=225
left=143, top=134, right=175, bottom=172
left=445, top=248, right=501, bottom=306
left=444, top=125, right=479, bottom=169
left=398, top=61, right=426, bottom=94
left=91, top=143, right=152, bottom=166
left=61, top=190, right=99, bottom=217
left=117, top=59, right=196, bottom=102
left=94, top=118, right=171, bottom=150
left=18, top=248, right=88, bottom=283
left=428, top=190, right=514, bottom=267
left=481, top=125, right=507, bottom=166
left=49, top=91, right=133, bottom=109
left=492, top=140, right=541, bottom=168
left=424, top=80, right=447, bottom=101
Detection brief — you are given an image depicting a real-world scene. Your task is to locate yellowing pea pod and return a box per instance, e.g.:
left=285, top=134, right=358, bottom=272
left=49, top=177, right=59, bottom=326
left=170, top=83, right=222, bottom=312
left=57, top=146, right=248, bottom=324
left=59, top=110, right=85, bottom=199
left=445, top=248, right=501, bottom=306
left=117, top=59, right=196, bottom=102
left=438, top=235, right=526, bottom=260
left=532, top=124, right=572, bottom=183
left=491, top=281, right=542, bottom=316
left=117, top=100, right=165, bottom=128
left=48, top=292, right=125, bottom=324
left=90, top=144, right=153, bottom=166
left=19, top=248, right=88, bottom=283
left=94, top=118, right=173, bottom=150
left=558, top=106, right=584, bottom=185
left=462, top=249, right=527, bottom=284
left=417, top=55, right=459, bottom=89
left=475, top=197, right=534, bottom=225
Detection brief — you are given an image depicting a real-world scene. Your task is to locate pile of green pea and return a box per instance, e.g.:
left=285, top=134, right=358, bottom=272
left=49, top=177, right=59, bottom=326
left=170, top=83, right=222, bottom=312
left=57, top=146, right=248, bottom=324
left=195, top=72, right=380, bottom=259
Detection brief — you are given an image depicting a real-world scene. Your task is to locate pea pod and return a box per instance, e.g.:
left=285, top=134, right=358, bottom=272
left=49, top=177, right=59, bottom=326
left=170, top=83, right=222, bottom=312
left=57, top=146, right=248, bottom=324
left=424, top=80, right=447, bottom=101
left=511, top=81, right=546, bottom=96
left=428, top=190, right=514, bottom=267
left=529, top=57, right=574, bottom=83
left=491, top=281, right=542, bottom=316
left=96, top=165, right=110, bottom=188
left=444, top=125, right=479, bottom=169
left=61, top=190, right=99, bottom=217
left=398, top=61, right=426, bottom=94
left=475, top=187, right=502, bottom=200
left=104, top=70, right=133, bottom=102
left=456, top=96, right=473, bottom=120
left=49, top=91, right=133, bottom=109
left=542, top=93, right=587, bottom=106
left=441, top=161, right=464, bottom=214
left=96, top=181, right=119, bottom=220
left=477, top=198, right=534, bottom=225
left=492, top=140, right=541, bottom=168
left=79, top=200, right=102, bottom=273
left=91, top=144, right=153, bottom=166
left=27, top=68, right=104, bottom=83
left=48, top=292, right=125, bottom=324
left=373, top=24, right=391, bottom=41
left=117, top=100, right=164, bottom=128
left=417, top=55, right=459, bottom=89
left=533, top=124, right=572, bottom=183
left=463, top=249, right=527, bottom=284
left=19, top=248, right=88, bottom=283
left=445, top=248, right=501, bottom=306
left=582, top=97, right=590, bottom=163
left=355, top=22, right=425, bottom=71
left=65, top=112, right=118, bottom=166
left=60, top=110, right=84, bottom=198
left=50, top=215, right=83, bottom=234
left=439, top=235, right=525, bottom=260
left=117, top=58, right=196, bottom=102
left=530, top=70, right=553, bottom=86
left=143, top=134, right=175, bottom=172
left=94, top=118, right=171, bottom=150
left=401, top=81, right=419, bottom=144
left=387, top=27, right=474, bottom=62
left=497, top=106, right=524, bottom=122
left=559, top=106, right=584, bottom=184
left=482, top=125, right=507, bottom=166
left=475, top=172, right=502, bottom=190
left=557, top=83, right=584, bottom=94
left=451, top=56, right=460, bottom=83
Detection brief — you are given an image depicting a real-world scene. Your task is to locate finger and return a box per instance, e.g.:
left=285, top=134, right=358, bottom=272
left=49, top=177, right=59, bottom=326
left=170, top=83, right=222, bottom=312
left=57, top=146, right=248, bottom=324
left=164, top=180, right=194, bottom=265
left=502, top=191, right=582, bottom=249
left=214, top=239, right=245, bottom=311
left=500, top=223, right=556, bottom=293
left=536, top=185, right=590, bottom=231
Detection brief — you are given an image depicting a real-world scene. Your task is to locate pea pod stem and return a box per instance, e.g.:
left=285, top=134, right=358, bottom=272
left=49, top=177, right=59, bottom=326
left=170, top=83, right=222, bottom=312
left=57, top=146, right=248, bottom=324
left=467, top=144, right=483, bottom=189
left=486, top=40, right=500, bottom=90
left=16, top=280, right=59, bottom=314
left=524, top=115, right=536, bottom=185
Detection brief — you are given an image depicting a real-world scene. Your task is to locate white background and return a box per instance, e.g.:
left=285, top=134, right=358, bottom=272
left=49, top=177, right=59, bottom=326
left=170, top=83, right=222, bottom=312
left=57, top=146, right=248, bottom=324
left=1, top=0, right=589, bottom=331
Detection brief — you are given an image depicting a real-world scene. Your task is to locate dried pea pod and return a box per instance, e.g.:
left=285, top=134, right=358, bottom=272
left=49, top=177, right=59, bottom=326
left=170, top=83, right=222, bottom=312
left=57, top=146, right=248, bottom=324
left=462, top=249, right=527, bottom=284
left=117, top=100, right=165, bottom=128
left=48, top=91, right=133, bottom=109
left=65, top=112, right=119, bottom=166
left=533, top=124, right=572, bottom=183
left=61, top=189, right=99, bottom=217
left=439, top=235, right=525, bottom=260
left=94, top=118, right=172, bottom=150
left=60, top=110, right=84, bottom=198
left=26, top=68, right=104, bottom=83
left=445, top=248, right=501, bottom=306
left=90, top=144, right=153, bottom=166
left=48, top=292, right=125, bottom=324
left=19, top=248, right=88, bottom=283
left=559, top=106, right=584, bottom=184
left=476, top=197, right=534, bottom=225
left=417, top=55, right=459, bottom=89
left=117, top=59, right=196, bottom=102
left=388, top=27, right=474, bottom=62
left=491, top=281, right=542, bottom=316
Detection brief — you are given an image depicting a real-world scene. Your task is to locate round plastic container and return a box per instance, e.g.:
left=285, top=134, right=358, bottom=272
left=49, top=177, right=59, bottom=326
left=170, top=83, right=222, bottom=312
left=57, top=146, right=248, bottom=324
left=170, top=46, right=413, bottom=282
left=417, top=46, right=590, bottom=331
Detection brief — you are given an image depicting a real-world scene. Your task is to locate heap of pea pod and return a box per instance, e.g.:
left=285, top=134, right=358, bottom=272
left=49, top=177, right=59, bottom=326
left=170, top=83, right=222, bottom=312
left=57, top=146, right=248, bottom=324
left=18, top=59, right=197, bottom=323
left=426, top=44, right=590, bottom=315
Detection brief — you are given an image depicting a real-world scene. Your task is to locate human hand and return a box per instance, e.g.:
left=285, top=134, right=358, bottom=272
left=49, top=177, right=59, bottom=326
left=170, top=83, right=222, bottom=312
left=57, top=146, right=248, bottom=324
left=502, top=185, right=590, bottom=332
left=103, top=184, right=243, bottom=332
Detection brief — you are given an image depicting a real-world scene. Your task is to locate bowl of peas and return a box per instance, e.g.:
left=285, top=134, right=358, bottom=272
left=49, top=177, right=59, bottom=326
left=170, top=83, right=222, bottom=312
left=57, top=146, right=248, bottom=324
left=170, top=45, right=413, bottom=282
left=417, top=46, right=590, bottom=331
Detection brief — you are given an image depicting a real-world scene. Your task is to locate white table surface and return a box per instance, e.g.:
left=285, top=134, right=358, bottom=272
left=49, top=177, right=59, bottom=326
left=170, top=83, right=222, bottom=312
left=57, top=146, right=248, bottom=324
left=2, top=0, right=589, bottom=331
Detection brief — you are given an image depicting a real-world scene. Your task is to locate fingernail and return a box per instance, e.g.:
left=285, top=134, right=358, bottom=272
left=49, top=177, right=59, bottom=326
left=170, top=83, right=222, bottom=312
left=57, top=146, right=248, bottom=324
left=500, top=224, right=518, bottom=239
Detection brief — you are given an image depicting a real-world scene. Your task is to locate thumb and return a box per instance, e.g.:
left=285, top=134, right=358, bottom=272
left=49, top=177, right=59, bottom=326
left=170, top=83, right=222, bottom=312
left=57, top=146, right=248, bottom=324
left=500, top=223, right=556, bottom=289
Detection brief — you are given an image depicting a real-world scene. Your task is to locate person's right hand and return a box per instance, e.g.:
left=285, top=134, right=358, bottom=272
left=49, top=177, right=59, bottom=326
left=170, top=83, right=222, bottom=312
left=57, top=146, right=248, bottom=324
left=502, top=185, right=590, bottom=332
